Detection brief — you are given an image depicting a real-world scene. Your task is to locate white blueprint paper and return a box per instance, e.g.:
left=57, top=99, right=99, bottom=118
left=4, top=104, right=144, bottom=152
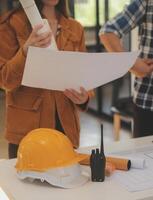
left=22, top=47, right=138, bottom=91
left=109, top=146, right=153, bottom=192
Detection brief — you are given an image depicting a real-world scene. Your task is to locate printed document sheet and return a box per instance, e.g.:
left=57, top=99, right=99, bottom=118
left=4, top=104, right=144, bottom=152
left=22, top=47, right=138, bottom=91
left=109, top=146, right=153, bottom=192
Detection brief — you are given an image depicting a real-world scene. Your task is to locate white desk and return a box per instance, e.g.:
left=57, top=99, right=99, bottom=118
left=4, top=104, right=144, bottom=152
left=1, top=136, right=153, bottom=200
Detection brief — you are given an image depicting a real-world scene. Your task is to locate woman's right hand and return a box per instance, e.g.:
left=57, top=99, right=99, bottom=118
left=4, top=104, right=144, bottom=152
left=23, top=24, right=52, bottom=56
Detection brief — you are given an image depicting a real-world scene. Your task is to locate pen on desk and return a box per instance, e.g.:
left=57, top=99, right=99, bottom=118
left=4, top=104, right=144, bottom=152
left=106, top=157, right=131, bottom=171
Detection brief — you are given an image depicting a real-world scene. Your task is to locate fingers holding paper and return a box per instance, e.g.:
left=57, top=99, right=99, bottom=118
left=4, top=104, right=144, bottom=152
left=23, top=24, right=52, bottom=55
left=130, top=58, right=153, bottom=77
left=64, top=87, right=89, bottom=105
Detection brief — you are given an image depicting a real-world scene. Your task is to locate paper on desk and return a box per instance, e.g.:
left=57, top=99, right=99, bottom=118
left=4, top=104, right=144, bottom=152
left=109, top=147, right=153, bottom=192
left=22, top=47, right=138, bottom=91
left=0, top=186, right=15, bottom=200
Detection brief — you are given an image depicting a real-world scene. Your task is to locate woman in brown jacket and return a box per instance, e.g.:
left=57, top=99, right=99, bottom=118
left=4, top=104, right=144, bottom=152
left=0, top=0, right=90, bottom=158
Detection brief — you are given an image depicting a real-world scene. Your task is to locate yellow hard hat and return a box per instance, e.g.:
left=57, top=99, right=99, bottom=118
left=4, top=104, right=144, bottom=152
left=15, top=128, right=87, bottom=172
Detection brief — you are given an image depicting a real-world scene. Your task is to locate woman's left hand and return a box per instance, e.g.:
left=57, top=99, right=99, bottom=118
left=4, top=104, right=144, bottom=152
left=64, top=87, right=89, bottom=104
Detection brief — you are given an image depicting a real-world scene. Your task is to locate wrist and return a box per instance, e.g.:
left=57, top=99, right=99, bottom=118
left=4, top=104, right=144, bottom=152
left=76, top=96, right=89, bottom=111
left=23, top=44, right=28, bottom=56
left=76, top=95, right=89, bottom=105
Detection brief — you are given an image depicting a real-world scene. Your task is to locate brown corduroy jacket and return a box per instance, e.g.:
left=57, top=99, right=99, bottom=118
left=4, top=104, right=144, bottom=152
left=0, top=9, right=88, bottom=148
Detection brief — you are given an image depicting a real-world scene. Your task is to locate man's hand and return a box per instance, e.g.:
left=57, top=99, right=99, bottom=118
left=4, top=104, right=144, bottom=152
left=130, top=58, right=153, bottom=77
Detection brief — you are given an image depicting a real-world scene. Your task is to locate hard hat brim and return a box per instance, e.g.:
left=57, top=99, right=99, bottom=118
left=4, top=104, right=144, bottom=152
left=16, top=152, right=89, bottom=172
left=17, top=164, right=89, bottom=189
left=66, top=152, right=89, bottom=168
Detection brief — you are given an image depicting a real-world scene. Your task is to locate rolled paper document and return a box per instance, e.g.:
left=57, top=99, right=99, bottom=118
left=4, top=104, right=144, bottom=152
left=41, top=19, right=58, bottom=50
left=127, top=158, right=146, bottom=169
left=19, top=0, right=58, bottom=50
left=79, top=154, right=131, bottom=171
left=107, top=156, right=146, bottom=169
left=106, top=157, right=131, bottom=171
left=19, top=0, right=43, bottom=27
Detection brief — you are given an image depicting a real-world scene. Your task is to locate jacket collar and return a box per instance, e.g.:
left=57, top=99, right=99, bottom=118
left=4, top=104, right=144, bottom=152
left=0, top=10, right=16, bottom=24
left=57, top=15, right=80, bottom=50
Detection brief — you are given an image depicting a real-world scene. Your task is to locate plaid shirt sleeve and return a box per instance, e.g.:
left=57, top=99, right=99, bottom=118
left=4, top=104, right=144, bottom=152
left=99, top=0, right=147, bottom=38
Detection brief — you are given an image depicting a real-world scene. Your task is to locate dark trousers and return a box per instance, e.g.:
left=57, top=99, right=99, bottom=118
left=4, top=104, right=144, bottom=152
left=133, top=104, right=153, bottom=138
left=8, top=143, right=19, bottom=159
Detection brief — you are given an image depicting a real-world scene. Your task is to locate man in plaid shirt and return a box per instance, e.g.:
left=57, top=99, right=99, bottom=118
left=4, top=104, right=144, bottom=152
left=100, top=0, right=153, bottom=138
